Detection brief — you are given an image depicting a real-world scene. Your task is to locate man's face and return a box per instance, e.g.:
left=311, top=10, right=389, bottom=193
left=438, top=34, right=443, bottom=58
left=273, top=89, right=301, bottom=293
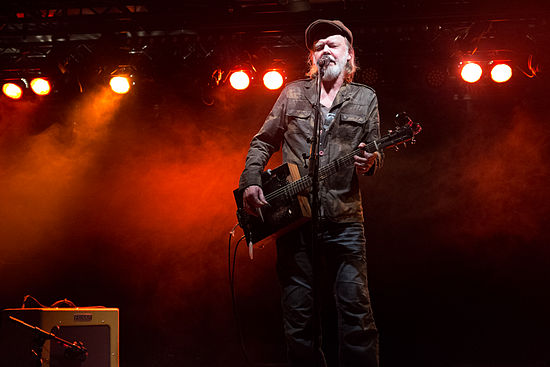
left=313, top=34, right=351, bottom=81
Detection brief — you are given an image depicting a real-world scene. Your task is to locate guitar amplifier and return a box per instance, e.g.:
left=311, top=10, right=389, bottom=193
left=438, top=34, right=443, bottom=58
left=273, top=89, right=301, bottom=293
left=0, top=307, right=119, bottom=367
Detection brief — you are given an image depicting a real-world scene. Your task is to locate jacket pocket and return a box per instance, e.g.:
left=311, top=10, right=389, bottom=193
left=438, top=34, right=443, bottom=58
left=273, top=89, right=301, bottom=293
left=337, top=113, right=366, bottom=143
left=340, top=113, right=366, bottom=125
left=286, top=109, right=312, bottom=136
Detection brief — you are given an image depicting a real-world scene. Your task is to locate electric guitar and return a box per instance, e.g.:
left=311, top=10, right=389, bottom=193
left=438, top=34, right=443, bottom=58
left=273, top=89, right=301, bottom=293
left=233, top=113, right=422, bottom=247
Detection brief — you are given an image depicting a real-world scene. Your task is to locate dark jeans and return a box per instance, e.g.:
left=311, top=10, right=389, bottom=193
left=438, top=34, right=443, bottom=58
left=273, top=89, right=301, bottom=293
left=276, top=221, right=379, bottom=367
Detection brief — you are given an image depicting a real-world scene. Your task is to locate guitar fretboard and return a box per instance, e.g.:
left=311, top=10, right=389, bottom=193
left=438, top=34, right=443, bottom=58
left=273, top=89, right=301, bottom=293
left=264, top=140, right=379, bottom=202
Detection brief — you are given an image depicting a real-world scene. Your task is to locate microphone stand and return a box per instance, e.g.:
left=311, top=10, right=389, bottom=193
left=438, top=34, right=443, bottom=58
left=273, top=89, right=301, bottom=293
left=308, top=63, right=325, bottom=366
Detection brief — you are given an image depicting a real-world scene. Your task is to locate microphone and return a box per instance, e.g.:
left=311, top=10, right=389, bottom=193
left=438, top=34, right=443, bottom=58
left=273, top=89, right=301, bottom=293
left=317, top=55, right=331, bottom=69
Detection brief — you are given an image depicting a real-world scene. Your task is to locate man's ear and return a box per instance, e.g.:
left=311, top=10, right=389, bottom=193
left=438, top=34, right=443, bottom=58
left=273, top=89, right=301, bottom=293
left=347, top=47, right=354, bottom=61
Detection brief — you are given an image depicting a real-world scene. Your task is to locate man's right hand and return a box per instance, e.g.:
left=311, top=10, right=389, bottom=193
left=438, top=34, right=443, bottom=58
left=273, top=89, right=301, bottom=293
left=243, top=185, right=268, bottom=216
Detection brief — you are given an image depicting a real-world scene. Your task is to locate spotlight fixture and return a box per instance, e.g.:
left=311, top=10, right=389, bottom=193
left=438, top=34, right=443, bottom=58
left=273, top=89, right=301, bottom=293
left=109, top=65, right=135, bottom=94
left=490, top=62, right=512, bottom=83
left=227, top=63, right=256, bottom=91
left=30, top=78, right=51, bottom=96
left=110, top=76, right=131, bottom=94
left=262, top=70, right=284, bottom=90
left=460, top=62, right=483, bottom=83
left=2, top=82, right=23, bottom=100
left=229, top=70, right=251, bottom=90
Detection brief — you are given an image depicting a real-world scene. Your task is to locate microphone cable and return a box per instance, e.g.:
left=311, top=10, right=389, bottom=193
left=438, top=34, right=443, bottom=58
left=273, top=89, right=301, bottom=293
left=228, top=224, right=253, bottom=366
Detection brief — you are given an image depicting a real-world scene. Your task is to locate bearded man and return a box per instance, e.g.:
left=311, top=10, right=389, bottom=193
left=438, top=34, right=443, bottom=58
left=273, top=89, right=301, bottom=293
left=238, top=19, right=382, bottom=367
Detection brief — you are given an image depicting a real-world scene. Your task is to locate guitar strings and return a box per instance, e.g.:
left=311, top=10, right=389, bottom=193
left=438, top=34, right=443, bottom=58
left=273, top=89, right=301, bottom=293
left=263, top=143, right=373, bottom=203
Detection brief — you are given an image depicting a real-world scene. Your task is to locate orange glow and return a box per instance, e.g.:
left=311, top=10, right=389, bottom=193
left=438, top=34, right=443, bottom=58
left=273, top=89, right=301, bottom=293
left=460, top=62, right=483, bottom=83
left=110, top=76, right=131, bottom=94
left=263, top=70, right=284, bottom=90
left=229, top=71, right=250, bottom=90
left=2, top=83, right=23, bottom=99
left=30, top=78, right=51, bottom=95
left=490, top=63, right=512, bottom=83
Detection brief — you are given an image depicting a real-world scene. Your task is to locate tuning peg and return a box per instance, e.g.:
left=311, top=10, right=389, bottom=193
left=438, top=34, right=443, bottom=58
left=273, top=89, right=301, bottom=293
left=395, top=112, right=412, bottom=127
left=411, top=137, right=416, bottom=145
left=394, top=145, right=400, bottom=152
left=387, top=129, right=393, bottom=135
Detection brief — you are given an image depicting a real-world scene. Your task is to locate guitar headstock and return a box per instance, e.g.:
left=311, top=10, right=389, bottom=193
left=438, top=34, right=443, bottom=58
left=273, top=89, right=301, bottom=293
left=395, top=112, right=422, bottom=135
left=378, top=112, right=422, bottom=152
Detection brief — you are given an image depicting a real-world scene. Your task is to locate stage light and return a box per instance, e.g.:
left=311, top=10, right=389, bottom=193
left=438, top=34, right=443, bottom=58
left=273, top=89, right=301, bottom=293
left=2, top=83, right=23, bottom=99
left=110, top=76, right=131, bottom=94
left=263, top=70, right=284, bottom=90
left=229, top=71, right=250, bottom=90
left=490, top=63, right=512, bottom=83
left=109, top=65, right=135, bottom=94
left=30, top=78, right=51, bottom=95
left=460, top=62, right=483, bottom=83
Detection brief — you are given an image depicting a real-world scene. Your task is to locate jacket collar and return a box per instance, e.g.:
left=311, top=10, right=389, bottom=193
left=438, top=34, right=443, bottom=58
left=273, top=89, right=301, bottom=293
left=304, top=78, right=352, bottom=108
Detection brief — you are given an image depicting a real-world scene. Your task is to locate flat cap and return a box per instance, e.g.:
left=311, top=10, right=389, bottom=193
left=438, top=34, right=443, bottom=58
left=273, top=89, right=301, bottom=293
left=305, top=19, right=353, bottom=51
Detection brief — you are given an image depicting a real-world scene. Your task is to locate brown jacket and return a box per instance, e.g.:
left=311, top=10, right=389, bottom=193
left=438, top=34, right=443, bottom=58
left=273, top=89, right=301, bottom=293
left=239, top=78, right=382, bottom=223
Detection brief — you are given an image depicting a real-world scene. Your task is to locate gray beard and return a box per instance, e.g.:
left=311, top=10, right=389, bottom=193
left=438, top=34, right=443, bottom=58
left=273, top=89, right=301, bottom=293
left=322, top=58, right=347, bottom=81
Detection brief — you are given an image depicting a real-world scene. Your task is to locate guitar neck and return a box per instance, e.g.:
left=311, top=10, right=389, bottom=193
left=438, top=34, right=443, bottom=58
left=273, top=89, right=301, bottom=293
left=265, top=140, right=378, bottom=202
left=318, top=140, right=378, bottom=181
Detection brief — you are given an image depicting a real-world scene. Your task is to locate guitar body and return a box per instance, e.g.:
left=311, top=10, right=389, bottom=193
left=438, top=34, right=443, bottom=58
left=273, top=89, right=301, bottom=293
left=233, top=163, right=311, bottom=246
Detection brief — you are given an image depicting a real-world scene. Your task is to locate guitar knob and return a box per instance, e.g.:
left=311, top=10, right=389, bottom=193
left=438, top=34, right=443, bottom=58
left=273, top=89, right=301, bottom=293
left=411, top=137, right=416, bottom=145
left=394, top=146, right=400, bottom=152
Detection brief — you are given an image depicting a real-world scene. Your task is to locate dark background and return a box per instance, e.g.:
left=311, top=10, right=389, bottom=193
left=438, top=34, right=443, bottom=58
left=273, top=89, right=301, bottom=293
left=1, top=1, right=549, bottom=366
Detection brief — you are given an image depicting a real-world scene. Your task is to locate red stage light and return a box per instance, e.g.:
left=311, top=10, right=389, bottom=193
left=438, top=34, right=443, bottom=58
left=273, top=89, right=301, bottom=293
left=490, top=63, right=512, bottom=83
left=110, top=76, right=131, bottom=94
left=263, top=70, right=284, bottom=90
left=30, top=78, right=51, bottom=95
left=229, top=71, right=250, bottom=90
left=2, top=83, right=23, bottom=99
left=460, top=62, right=483, bottom=83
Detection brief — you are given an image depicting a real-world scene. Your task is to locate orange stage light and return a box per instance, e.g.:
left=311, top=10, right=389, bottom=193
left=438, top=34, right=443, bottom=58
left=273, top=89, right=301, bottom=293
left=460, top=62, right=483, bottom=83
left=229, top=71, right=250, bottom=90
left=2, top=83, right=23, bottom=99
left=490, top=63, right=512, bottom=83
left=263, top=70, right=284, bottom=90
left=110, top=76, right=131, bottom=94
left=30, top=78, right=51, bottom=95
